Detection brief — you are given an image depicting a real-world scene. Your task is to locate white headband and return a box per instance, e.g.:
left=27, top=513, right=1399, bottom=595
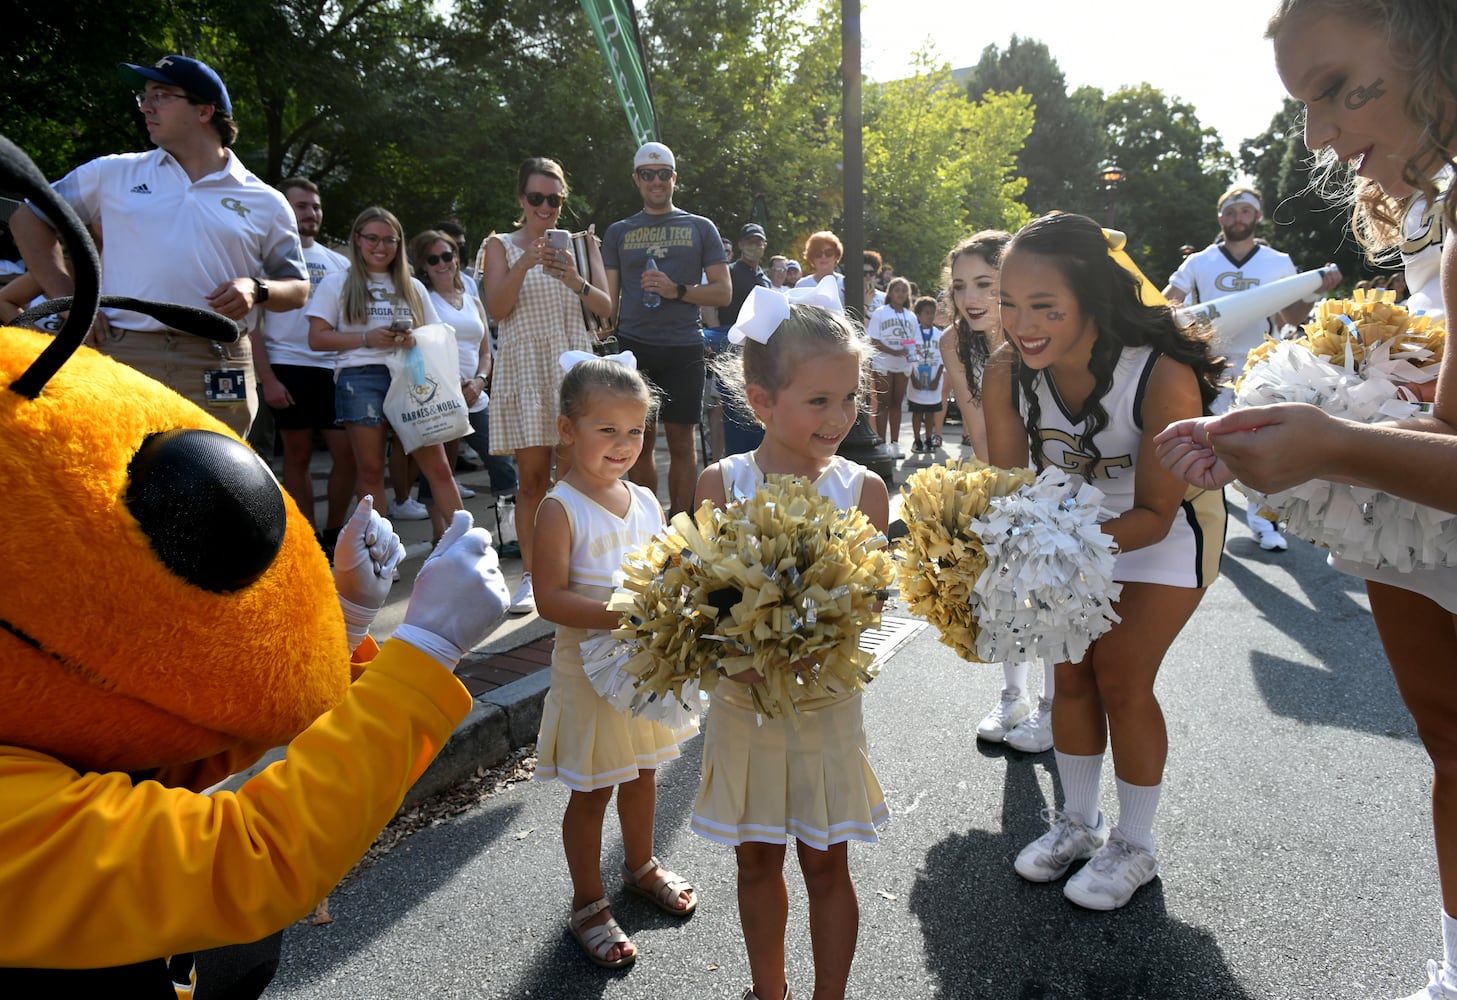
left=727, top=276, right=843, bottom=345
left=558, top=349, right=638, bottom=372
left=1219, top=191, right=1262, bottom=216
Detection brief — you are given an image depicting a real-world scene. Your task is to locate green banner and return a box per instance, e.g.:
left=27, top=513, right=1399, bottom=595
left=579, top=0, right=657, bottom=146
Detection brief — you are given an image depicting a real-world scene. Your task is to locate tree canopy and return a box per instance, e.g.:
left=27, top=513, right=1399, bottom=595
left=3, top=0, right=1292, bottom=292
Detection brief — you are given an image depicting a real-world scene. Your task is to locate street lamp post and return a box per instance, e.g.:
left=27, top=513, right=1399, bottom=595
left=1100, top=163, right=1125, bottom=229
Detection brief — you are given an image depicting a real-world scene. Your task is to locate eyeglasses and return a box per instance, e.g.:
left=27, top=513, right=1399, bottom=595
left=134, top=90, right=189, bottom=109
left=636, top=168, right=673, bottom=182
left=425, top=250, right=455, bottom=266
left=524, top=192, right=564, bottom=208
left=358, top=233, right=400, bottom=247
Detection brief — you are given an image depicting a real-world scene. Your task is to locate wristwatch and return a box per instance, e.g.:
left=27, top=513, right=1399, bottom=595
left=252, top=277, right=269, bottom=304
left=675, top=282, right=688, bottom=300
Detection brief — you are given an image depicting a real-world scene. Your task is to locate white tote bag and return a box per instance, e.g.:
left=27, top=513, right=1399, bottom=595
left=382, top=323, right=470, bottom=454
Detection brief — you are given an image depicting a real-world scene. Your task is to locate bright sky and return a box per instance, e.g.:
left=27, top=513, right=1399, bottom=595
left=861, top=0, right=1298, bottom=160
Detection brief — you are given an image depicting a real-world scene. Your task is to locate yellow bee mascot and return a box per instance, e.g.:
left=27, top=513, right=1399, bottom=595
left=0, top=135, right=509, bottom=995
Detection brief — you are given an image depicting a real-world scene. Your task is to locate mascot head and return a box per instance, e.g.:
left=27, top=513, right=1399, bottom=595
left=0, top=135, right=349, bottom=773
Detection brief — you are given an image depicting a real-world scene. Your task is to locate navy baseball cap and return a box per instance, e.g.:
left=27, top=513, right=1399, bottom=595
left=739, top=223, right=766, bottom=241
left=119, top=56, right=232, bottom=116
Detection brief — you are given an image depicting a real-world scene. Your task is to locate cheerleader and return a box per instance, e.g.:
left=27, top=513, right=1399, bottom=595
left=1157, top=3, right=1457, bottom=993
left=983, top=212, right=1227, bottom=911
left=693, top=279, right=891, bottom=1000
left=532, top=352, right=698, bottom=969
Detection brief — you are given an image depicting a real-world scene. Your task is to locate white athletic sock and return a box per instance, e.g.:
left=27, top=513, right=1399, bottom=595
left=1002, top=661, right=1030, bottom=698
left=1055, top=751, right=1103, bottom=828
left=1246, top=501, right=1272, bottom=533
left=1114, top=777, right=1163, bottom=853
left=1442, top=909, right=1457, bottom=987
left=1041, top=660, right=1055, bottom=702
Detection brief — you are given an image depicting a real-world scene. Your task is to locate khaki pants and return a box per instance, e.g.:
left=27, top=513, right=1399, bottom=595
left=103, top=328, right=257, bottom=438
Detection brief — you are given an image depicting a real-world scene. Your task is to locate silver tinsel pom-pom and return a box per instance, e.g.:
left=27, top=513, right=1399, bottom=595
left=970, top=467, right=1123, bottom=665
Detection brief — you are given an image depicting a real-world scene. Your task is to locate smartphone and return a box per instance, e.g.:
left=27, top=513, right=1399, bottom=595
left=389, top=318, right=411, bottom=332
left=545, top=229, right=572, bottom=252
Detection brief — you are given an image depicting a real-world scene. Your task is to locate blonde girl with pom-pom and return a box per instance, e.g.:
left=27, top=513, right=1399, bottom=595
left=1158, top=3, right=1457, bottom=994
left=532, top=351, right=698, bottom=970
left=693, top=279, right=891, bottom=1000
left=982, top=212, right=1227, bottom=912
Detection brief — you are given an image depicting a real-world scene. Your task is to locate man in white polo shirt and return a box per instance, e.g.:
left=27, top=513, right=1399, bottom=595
left=11, top=54, right=308, bottom=438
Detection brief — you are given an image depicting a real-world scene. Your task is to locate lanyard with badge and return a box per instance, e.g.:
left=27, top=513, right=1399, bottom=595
left=203, top=340, right=247, bottom=407
left=916, top=326, right=935, bottom=386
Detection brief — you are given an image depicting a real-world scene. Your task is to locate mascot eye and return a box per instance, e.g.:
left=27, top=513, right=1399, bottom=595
left=125, top=429, right=287, bottom=593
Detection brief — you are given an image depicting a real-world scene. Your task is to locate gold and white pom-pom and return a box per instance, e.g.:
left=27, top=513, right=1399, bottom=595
left=1234, top=297, right=1453, bottom=570
left=607, top=476, right=895, bottom=720
left=897, top=459, right=1036, bottom=660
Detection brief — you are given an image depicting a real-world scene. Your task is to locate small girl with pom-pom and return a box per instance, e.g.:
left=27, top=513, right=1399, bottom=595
left=694, top=278, right=891, bottom=1000
left=532, top=351, right=698, bottom=970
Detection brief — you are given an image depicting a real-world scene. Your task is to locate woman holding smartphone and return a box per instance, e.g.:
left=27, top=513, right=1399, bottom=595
left=308, top=206, right=462, bottom=541
left=483, top=157, right=613, bottom=615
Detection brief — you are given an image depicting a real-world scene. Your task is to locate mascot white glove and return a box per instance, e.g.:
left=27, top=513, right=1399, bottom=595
left=394, top=510, right=511, bottom=670
left=332, top=496, right=405, bottom=650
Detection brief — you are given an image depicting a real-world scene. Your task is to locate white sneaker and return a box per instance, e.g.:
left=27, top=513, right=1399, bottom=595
left=388, top=497, right=429, bottom=521
left=976, top=687, right=1031, bottom=742
left=456, top=480, right=477, bottom=499
left=1398, top=961, right=1457, bottom=999
left=1256, top=524, right=1288, bottom=551
left=887, top=442, right=904, bottom=458
left=1015, top=808, right=1109, bottom=882
left=509, top=573, right=535, bottom=615
left=1062, top=830, right=1160, bottom=910
left=1004, top=697, right=1054, bottom=753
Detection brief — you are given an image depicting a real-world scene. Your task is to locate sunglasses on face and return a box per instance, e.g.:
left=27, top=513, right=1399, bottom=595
left=524, top=192, right=564, bottom=208
left=636, top=168, right=673, bottom=182
left=425, top=250, right=455, bottom=266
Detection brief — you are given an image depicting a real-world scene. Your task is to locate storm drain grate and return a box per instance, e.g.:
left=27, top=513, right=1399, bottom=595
left=859, top=615, right=926, bottom=668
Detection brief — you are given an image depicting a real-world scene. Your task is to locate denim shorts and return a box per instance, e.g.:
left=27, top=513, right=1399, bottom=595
left=334, top=364, right=391, bottom=427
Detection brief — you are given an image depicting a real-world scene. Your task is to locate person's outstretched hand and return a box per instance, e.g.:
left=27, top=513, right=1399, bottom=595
left=1154, top=416, right=1235, bottom=491
left=394, top=510, right=511, bottom=670
left=333, top=496, right=405, bottom=650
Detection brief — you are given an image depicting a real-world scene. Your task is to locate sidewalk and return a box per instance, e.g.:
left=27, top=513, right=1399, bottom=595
left=233, top=411, right=960, bottom=804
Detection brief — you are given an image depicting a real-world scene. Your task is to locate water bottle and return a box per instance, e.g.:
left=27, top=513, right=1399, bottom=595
left=643, top=256, right=661, bottom=309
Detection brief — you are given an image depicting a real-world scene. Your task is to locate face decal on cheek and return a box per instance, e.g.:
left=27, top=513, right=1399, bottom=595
left=1048, top=311, right=1066, bottom=321
left=1345, top=78, right=1387, bottom=110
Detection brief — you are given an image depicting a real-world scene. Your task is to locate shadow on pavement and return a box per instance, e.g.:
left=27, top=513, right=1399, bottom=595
left=911, top=823, right=1254, bottom=1000
left=274, top=800, right=524, bottom=986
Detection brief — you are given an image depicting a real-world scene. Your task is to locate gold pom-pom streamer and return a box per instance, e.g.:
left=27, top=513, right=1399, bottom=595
left=605, top=476, right=895, bottom=720
left=1238, top=289, right=1444, bottom=392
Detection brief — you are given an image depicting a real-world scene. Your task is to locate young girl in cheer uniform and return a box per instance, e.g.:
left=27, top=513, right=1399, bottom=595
left=983, top=212, right=1227, bottom=911
left=532, top=352, right=698, bottom=969
left=693, top=281, right=891, bottom=1000
left=1158, top=3, right=1457, bottom=992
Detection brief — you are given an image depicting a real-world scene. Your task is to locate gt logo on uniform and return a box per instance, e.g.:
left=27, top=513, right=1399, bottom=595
left=1215, top=272, right=1260, bottom=293
left=221, top=197, right=249, bottom=219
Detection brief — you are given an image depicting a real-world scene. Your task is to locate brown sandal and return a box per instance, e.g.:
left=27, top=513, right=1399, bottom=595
left=567, top=897, right=636, bottom=968
left=622, top=856, right=697, bottom=916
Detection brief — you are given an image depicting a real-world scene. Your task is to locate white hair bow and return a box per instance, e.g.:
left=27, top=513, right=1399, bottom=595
left=727, top=275, right=843, bottom=345
left=558, top=349, right=638, bottom=372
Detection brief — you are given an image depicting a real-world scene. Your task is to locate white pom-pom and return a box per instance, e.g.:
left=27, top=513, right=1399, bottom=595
left=969, top=467, right=1124, bottom=664
left=580, top=631, right=703, bottom=729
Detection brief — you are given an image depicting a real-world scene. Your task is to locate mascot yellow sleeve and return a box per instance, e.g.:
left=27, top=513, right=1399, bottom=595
left=0, top=132, right=484, bottom=987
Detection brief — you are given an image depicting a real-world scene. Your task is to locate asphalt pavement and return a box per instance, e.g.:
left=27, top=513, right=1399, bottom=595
left=256, top=441, right=1437, bottom=1000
